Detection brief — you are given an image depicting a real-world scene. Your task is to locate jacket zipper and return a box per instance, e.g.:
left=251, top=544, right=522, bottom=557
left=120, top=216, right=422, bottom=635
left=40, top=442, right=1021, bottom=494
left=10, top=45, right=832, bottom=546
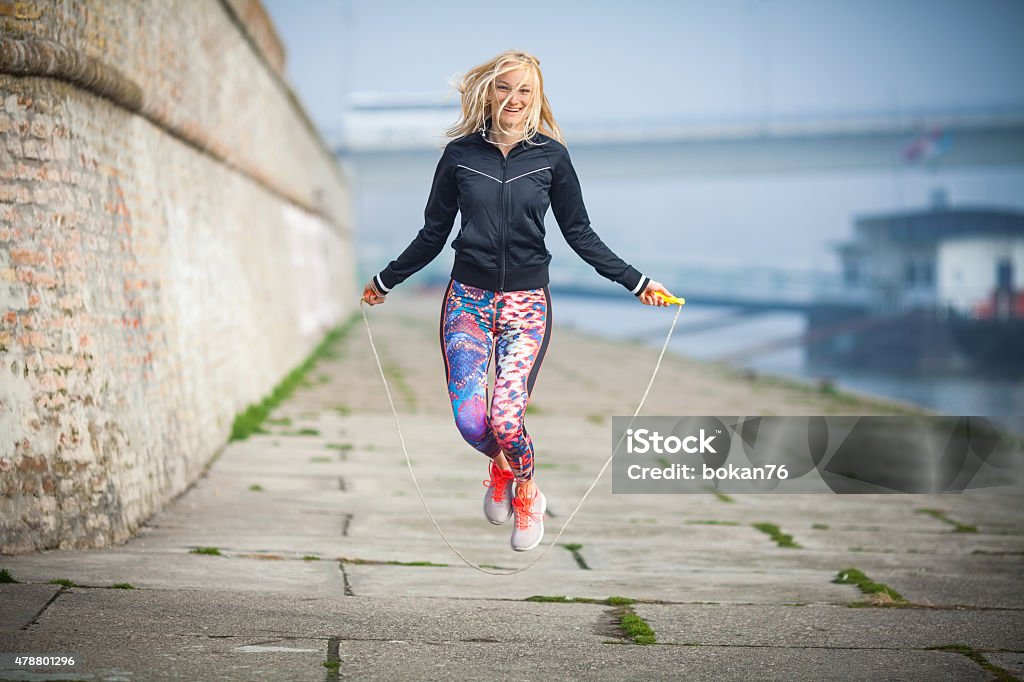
left=499, top=154, right=508, bottom=291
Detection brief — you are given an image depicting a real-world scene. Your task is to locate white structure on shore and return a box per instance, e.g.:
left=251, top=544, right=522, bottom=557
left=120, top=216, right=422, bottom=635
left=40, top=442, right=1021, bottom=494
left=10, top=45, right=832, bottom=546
left=839, top=190, right=1024, bottom=316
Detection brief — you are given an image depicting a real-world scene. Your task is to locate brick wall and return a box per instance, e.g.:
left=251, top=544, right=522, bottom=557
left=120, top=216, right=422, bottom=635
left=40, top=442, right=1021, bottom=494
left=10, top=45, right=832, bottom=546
left=0, top=1, right=355, bottom=553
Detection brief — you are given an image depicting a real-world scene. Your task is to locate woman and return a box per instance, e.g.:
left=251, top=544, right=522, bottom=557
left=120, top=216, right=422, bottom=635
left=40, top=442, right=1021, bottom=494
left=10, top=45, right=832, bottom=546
left=362, top=50, right=675, bottom=552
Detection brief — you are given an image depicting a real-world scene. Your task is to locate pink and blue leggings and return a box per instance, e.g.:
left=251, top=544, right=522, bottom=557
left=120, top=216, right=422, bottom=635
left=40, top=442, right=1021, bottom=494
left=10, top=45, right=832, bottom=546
left=439, top=279, right=552, bottom=481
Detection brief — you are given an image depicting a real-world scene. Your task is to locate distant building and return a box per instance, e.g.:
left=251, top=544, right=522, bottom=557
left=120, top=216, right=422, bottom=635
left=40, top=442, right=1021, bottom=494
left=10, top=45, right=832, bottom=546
left=811, top=191, right=1024, bottom=373
left=838, top=191, right=1024, bottom=317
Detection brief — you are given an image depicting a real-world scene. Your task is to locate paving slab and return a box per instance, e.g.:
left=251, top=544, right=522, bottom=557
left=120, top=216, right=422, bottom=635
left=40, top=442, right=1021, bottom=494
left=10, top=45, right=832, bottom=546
left=0, top=587, right=612, bottom=644
left=636, top=603, right=1024, bottom=649
left=798, top=528, right=1024, bottom=556
left=0, top=632, right=326, bottom=682
left=987, top=651, right=1024, bottom=678
left=0, top=637, right=989, bottom=682
left=342, top=564, right=853, bottom=605
left=860, top=568, right=1024, bottom=609
left=319, top=642, right=989, bottom=682
left=0, top=584, right=60, bottom=632
left=0, top=551, right=345, bottom=597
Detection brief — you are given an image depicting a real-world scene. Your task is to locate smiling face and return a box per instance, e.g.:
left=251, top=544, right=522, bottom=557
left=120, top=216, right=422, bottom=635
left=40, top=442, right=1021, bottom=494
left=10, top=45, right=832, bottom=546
left=487, top=65, right=535, bottom=131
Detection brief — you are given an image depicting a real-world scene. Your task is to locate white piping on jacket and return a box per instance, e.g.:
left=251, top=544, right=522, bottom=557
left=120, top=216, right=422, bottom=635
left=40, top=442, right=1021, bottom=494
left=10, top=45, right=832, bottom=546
left=456, top=165, right=501, bottom=183
left=504, top=166, right=552, bottom=183
left=456, top=164, right=552, bottom=184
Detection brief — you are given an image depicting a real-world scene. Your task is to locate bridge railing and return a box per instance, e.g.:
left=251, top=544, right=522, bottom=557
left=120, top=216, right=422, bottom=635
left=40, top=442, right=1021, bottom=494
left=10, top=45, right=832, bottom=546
left=550, top=259, right=857, bottom=310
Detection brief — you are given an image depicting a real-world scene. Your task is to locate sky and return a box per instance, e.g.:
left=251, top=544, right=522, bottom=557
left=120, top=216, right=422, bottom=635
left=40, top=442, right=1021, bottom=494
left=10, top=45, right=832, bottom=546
left=261, top=0, right=1024, bottom=274
left=264, top=0, right=1024, bottom=137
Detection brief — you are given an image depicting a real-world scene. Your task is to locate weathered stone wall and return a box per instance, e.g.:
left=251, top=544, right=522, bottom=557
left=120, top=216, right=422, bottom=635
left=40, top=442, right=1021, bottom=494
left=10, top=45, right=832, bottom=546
left=0, top=0, right=356, bottom=553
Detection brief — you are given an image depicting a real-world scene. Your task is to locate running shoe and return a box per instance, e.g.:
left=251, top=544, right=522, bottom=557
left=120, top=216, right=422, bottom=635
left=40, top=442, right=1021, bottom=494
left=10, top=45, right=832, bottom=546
left=482, top=460, right=516, bottom=525
left=510, top=488, right=547, bottom=552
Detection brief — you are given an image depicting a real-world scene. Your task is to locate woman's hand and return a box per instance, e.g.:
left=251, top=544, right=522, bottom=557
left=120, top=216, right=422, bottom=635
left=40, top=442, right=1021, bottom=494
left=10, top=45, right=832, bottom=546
left=639, top=280, right=676, bottom=307
left=361, top=278, right=386, bottom=305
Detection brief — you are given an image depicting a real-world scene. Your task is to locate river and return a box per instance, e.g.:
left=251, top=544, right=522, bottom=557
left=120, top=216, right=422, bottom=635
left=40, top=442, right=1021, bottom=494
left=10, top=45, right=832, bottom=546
left=550, top=293, right=1024, bottom=416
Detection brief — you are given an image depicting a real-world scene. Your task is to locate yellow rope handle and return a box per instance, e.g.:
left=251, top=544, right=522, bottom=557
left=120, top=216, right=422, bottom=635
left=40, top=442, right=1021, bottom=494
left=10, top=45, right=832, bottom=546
left=655, top=291, right=686, bottom=306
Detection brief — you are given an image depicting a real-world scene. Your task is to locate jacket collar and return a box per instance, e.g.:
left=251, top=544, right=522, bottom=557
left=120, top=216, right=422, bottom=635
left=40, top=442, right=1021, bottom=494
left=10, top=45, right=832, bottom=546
left=478, top=117, right=540, bottom=152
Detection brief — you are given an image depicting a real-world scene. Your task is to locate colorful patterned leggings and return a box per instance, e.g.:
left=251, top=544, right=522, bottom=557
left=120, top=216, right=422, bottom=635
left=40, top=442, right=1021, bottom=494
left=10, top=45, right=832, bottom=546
left=440, top=279, right=552, bottom=481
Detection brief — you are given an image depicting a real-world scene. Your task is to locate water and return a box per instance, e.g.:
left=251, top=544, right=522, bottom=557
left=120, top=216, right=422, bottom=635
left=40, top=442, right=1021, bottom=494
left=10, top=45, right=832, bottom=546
left=550, top=294, right=1024, bottom=416
left=351, top=140, right=1024, bottom=417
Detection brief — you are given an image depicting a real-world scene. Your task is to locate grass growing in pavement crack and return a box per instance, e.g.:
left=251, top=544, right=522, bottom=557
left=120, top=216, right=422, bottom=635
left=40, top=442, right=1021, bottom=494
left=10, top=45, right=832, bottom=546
left=265, top=417, right=292, bottom=426
left=705, top=486, right=734, bottom=503
left=283, top=428, right=321, bottom=437
left=523, top=594, right=654, bottom=643
left=526, top=595, right=603, bottom=604
left=190, top=547, right=223, bottom=556
left=560, top=543, right=591, bottom=570
left=686, top=520, right=740, bottom=526
left=917, top=508, right=978, bottom=533
left=525, top=595, right=637, bottom=606
left=752, top=522, right=802, bottom=548
left=833, top=568, right=908, bottom=606
left=230, top=316, right=357, bottom=441
left=383, top=362, right=417, bottom=412
left=248, top=484, right=264, bottom=492
left=48, top=578, right=75, bottom=587
left=110, top=583, right=134, bottom=589
left=617, top=607, right=657, bottom=645
left=929, top=644, right=1017, bottom=681
left=340, top=557, right=448, bottom=567
left=0, top=567, right=17, bottom=583
left=326, top=443, right=353, bottom=451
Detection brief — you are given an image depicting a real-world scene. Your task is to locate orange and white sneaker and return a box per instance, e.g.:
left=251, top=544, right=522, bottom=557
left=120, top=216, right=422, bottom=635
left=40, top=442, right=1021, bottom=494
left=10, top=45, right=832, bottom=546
left=482, top=461, right=516, bottom=525
left=510, top=488, right=547, bottom=552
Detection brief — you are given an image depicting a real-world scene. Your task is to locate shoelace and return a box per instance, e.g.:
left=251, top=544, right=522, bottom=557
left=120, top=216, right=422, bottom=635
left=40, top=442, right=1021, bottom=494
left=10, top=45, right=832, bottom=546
left=482, top=464, right=515, bottom=503
left=512, top=494, right=542, bottom=530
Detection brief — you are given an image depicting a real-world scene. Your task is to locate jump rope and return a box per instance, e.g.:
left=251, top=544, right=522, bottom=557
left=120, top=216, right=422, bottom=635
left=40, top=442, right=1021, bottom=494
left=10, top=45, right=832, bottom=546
left=359, top=290, right=685, bottom=575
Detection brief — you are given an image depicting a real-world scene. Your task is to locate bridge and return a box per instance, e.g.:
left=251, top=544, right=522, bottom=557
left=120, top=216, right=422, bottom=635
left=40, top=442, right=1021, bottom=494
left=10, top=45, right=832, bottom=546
left=546, top=261, right=849, bottom=312
left=358, top=255, right=850, bottom=314
left=338, top=101, right=1024, bottom=179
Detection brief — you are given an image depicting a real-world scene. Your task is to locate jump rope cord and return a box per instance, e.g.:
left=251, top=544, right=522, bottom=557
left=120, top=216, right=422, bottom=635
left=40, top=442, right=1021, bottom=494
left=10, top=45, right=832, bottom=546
left=359, top=298, right=682, bottom=575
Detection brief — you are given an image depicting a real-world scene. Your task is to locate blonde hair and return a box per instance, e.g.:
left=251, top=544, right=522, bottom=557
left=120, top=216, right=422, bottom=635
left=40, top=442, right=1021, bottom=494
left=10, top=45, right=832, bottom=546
left=444, top=49, right=564, bottom=146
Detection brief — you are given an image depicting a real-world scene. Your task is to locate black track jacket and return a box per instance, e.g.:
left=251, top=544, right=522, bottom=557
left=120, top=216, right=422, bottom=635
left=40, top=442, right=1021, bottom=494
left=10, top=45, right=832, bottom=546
left=374, top=119, right=649, bottom=296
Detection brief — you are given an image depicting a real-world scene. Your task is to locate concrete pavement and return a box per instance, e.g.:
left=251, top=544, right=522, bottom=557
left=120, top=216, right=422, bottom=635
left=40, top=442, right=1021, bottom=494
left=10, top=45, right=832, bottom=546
left=2, top=289, right=1022, bottom=680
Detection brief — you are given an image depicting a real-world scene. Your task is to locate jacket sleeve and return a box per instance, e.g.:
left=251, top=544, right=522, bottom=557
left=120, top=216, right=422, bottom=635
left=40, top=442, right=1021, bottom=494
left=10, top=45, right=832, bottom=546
left=548, top=145, right=649, bottom=296
left=374, top=144, right=460, bottom=293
